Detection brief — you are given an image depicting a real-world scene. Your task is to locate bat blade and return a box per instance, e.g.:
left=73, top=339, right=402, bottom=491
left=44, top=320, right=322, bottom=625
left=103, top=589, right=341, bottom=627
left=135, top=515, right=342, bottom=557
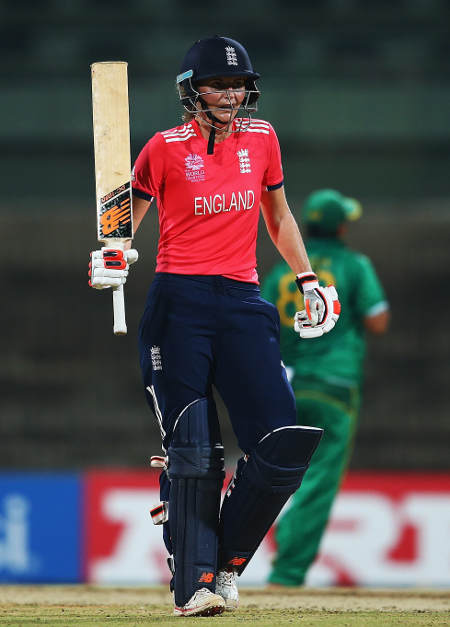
left=91, top=61, right=133, bottom=335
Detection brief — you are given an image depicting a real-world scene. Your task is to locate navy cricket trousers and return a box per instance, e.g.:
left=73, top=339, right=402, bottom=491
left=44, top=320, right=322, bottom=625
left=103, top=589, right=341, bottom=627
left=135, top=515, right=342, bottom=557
left=138, top=273, right=297, bottom=454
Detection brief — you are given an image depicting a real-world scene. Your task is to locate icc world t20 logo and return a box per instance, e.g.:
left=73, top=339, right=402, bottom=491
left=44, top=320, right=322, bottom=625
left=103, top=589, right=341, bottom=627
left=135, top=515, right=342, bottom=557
left=185, top=154, right=205, bottom=182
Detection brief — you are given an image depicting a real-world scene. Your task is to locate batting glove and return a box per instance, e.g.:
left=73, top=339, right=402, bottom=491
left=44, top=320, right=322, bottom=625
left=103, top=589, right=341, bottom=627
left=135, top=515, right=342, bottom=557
left=295, top=272, right=325, bottom=326
left=88, top=247, right=138, bottom=289
left=294, top=285, right=341, bottom=339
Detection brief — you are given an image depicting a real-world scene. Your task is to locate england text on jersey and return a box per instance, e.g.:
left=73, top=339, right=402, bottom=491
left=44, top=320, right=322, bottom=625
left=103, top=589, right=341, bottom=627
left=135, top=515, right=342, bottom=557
left=194, top=190, right=255, bottom=215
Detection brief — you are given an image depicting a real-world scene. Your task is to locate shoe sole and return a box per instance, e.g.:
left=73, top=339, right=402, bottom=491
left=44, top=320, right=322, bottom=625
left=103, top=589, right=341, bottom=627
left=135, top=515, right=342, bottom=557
left=174, top=600, right=225, bottom=617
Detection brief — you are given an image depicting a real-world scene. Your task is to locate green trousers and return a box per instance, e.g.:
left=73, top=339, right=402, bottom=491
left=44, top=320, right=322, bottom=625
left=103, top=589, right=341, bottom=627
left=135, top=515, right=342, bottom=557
left=268, top=378, right=359, bottom=586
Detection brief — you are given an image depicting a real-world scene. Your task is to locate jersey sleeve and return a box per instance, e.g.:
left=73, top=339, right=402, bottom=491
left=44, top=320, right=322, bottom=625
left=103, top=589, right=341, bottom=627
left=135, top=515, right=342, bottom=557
left=354, top=254, right=389, bottom=318
left=262, top=123, right=284, bottom=191
left=131, top=133, right=165, bottom=201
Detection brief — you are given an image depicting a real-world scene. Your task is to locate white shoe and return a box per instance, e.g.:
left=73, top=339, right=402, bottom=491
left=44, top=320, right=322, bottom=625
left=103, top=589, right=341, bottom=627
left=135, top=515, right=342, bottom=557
left=216, top=569, right=239, bottom=610
left=173, top=587, right=225, bottom=617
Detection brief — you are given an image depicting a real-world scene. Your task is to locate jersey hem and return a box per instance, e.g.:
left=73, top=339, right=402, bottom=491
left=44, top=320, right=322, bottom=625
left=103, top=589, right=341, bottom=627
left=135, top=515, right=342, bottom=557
left=155, top=266, right=259, bottom=284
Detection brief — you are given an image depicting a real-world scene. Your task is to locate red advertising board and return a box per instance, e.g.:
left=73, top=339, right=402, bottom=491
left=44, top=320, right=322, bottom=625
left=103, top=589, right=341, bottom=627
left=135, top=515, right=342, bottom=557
left=84, top=470, right=164, bottom=583
left=307, top=472, right=450, bottom=587
left=84, top=470, right=450, bottom=587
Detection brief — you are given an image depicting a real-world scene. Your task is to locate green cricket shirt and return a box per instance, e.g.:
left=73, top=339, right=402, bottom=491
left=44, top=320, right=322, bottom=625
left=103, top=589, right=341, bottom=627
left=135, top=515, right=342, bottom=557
left=261, top=238, right=388, bottom=387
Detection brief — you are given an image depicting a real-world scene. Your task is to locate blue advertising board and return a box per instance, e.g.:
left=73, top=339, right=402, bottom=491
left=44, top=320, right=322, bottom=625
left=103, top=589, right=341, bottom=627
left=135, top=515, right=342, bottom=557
left=0, top=473, right=82, bottom=582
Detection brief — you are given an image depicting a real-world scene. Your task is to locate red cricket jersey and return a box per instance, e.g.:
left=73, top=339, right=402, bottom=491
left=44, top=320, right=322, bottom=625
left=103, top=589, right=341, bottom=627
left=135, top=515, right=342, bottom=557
left=132, top=118, right=283, bottom=283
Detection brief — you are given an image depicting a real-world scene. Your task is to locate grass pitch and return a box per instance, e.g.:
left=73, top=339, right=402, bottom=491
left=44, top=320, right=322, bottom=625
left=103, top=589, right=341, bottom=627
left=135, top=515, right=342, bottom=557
left=0, top=585, right=448, bottom=626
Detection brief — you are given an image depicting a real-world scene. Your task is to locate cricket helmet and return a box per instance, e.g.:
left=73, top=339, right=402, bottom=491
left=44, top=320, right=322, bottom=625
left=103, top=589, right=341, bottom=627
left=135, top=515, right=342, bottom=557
left=302, top=189, right=362, bottom=235
left=176, top=35, right=260, bottom=115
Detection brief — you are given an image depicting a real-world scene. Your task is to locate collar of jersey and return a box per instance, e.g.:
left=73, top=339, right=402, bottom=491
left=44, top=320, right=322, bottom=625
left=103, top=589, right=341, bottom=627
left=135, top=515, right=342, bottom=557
left=191, top=118, right=240, bottom=146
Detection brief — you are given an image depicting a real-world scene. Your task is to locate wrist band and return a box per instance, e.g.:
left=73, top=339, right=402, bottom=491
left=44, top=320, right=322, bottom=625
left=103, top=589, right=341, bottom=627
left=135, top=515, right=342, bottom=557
left=295, top=272, right=319, bottom=294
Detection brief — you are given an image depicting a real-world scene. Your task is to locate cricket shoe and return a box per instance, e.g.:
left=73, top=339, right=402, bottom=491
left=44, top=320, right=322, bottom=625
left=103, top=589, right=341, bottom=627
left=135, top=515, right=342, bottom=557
left=215, top=569, right=239, bottom=610
left=173, top=588, right=225, bottom=617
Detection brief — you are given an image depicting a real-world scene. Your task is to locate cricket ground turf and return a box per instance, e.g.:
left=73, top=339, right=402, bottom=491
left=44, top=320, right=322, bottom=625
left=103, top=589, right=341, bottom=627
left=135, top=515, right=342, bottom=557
left=0, top=585, right=448, bottom=625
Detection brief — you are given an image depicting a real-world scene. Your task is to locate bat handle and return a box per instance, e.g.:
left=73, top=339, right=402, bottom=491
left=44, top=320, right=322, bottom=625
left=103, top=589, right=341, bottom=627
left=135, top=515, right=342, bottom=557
left=113, top=284, right=127, bottom=335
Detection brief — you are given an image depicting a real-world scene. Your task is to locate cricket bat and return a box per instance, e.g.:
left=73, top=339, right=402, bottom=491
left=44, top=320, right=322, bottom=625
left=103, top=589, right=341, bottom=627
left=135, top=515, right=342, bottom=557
left=91, top=61, right=133, bottom=335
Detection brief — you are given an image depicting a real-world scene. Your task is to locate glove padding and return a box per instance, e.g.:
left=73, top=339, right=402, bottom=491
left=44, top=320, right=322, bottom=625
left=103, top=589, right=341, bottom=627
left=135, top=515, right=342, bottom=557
left=294, top=285, right=341, bottom=338
left=88, top=247, right=138, bottom=289
left=295, top=271, right=324, bottom=326
left=303, top=287, right=325, bottom=326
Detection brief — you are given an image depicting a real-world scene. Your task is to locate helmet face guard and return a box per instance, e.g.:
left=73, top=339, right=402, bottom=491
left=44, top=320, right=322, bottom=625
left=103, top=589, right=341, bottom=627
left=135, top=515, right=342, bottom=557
left=176, top=36, right=261, bottom=129
left=177, top=69, right=259, bottom=113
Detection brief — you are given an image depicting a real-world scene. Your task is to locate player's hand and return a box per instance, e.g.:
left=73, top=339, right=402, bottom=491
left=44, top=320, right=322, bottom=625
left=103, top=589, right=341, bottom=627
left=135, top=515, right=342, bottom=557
left=295, top=272, right=324, bottom=326
left=294, top=285, right=341, bottom=338
left=88, top=248, right=138, bottom=289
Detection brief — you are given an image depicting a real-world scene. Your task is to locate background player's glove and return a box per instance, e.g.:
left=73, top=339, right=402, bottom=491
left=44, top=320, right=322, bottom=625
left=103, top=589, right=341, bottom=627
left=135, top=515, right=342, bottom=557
left=294, top=285, right=341, bottom=338
left=88, top=248, right=138, bottom=289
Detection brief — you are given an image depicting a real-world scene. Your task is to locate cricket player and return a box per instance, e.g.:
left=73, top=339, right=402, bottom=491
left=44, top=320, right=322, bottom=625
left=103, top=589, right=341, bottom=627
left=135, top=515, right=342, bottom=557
left=89, top=37, right=340, bottom=616
left=262, top=188, right=390, bottom=587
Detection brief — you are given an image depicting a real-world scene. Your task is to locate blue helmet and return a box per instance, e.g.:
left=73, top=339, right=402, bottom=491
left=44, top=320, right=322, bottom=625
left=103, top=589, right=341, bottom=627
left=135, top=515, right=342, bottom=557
left=176, top=36, right=260, bottom=115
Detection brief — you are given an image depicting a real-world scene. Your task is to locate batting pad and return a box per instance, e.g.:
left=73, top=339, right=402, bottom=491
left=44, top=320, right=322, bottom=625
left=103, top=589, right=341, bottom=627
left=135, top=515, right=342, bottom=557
left=167, top=397, right=225, bottom=607
left=218, top=425, right=323, bottom=574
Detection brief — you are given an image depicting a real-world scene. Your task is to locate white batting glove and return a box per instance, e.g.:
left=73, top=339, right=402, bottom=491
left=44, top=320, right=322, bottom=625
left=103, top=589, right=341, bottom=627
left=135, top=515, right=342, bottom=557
left=294, top=285, right=341, bottom=338
left=88, top=247, right=138, bottom=289
left=295, top=272, right=324, bottom=326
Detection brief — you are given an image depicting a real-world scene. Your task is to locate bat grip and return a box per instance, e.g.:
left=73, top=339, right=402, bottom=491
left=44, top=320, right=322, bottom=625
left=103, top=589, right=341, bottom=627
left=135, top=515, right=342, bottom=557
left=113, top=284, right=127, bottom=335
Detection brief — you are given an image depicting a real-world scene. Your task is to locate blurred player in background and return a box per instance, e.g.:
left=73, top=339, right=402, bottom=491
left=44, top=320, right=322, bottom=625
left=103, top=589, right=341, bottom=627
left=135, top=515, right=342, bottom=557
left=262, top=189, right=390, bottom=587
left=89, top=38, right=341, bottom=616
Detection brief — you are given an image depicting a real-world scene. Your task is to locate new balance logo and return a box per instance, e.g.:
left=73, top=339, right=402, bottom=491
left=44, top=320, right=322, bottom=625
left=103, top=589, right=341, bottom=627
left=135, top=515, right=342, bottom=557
left=225, top=46, right=238, bottom=66
left=100, top=197, right=131, bottom=235
left=198, top=571, right=214, bottom=583
left=228, top=557, right=247, bottom=567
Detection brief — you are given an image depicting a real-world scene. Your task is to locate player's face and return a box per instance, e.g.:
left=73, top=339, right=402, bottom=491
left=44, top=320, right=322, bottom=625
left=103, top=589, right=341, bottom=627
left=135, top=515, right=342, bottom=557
left=196, top=76, right=246, bottom=127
